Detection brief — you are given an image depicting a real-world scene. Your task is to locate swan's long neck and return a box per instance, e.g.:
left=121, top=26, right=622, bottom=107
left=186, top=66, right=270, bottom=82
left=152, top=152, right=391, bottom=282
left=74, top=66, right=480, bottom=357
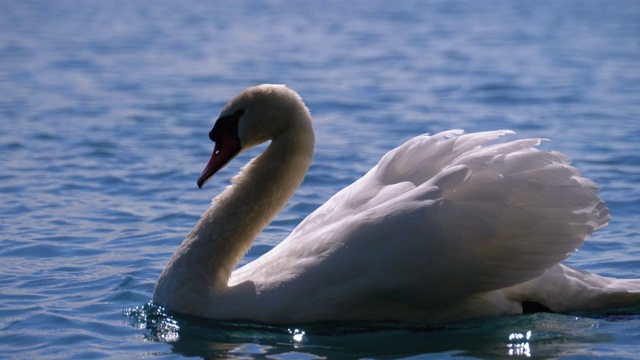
left=195, top=126, right=314, bottom=288
left=155, top=113, right=314, bottom=306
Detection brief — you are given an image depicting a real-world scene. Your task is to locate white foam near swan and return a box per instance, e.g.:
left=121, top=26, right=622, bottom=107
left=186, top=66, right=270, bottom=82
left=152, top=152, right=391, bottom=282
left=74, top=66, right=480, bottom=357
left=153, top=84, right=640, bottom=323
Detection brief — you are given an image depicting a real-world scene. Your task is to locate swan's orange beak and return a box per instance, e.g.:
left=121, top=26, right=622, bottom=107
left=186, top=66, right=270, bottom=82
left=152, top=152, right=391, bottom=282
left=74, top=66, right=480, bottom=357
left=197, top=135, right=241, bottom=188
left=197, top=109, right=244, bottom=188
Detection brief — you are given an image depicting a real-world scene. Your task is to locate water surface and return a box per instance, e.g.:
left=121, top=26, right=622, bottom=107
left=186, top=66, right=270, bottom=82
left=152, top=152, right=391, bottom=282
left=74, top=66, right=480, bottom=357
left=1, top=1, right=639, bottom=358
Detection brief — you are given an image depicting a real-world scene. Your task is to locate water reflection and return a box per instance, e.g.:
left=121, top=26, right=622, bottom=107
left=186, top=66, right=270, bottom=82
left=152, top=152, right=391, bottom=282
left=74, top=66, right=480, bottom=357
left=289, top=328, right=306, bottom=343
left=124, top=303, right=180, bottom=342
left=124, top=304, right=636, bottom=359
left=507, top=330, right=532, bottom=357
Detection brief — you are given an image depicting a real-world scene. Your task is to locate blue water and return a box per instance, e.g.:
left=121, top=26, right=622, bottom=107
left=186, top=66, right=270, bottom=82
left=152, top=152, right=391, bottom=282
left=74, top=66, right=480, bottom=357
left=1, top=0, right=639, bottom=358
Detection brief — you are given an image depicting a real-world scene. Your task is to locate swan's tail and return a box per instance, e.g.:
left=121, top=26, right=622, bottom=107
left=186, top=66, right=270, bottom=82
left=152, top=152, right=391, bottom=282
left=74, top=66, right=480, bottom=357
left=509, top=264, right=640, bottom=312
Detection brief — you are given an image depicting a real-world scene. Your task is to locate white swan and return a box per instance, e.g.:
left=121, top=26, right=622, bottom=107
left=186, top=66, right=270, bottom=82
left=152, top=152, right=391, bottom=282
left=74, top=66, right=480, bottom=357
left=154, top=84, right=640, bottom=323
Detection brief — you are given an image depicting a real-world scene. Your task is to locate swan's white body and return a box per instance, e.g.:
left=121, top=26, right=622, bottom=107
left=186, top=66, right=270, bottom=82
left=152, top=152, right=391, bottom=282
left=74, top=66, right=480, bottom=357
left=154, top=84, right=640, bottom=323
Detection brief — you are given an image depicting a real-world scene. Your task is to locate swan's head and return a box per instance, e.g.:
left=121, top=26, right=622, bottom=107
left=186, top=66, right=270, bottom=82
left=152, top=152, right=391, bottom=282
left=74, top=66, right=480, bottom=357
left=197, top=84, right=312, bottom=188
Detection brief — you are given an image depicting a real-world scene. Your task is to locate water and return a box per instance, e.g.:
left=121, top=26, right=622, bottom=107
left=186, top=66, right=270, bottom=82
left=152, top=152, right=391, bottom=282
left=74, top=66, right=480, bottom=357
left=1, top=0, right=639, bottom=358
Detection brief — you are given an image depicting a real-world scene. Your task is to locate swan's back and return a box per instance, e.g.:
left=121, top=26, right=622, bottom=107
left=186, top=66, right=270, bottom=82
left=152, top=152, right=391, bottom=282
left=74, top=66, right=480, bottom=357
left=229, top=130, right=611, bottom=322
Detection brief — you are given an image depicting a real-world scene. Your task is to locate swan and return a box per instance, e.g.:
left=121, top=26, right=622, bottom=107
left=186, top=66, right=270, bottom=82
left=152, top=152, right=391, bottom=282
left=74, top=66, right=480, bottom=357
left=153, top=84, right=640, bottom=324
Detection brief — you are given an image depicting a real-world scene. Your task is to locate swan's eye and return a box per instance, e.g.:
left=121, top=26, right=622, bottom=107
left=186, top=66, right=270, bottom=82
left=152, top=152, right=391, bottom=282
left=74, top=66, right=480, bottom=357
left=208, top=108, right=244, bottom=150
left=210, top=108, right=245, bottom=143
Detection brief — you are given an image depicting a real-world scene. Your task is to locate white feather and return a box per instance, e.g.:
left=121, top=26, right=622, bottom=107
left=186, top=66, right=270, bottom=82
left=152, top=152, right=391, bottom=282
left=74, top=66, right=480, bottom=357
left=154, top=85, right=639, bottom=323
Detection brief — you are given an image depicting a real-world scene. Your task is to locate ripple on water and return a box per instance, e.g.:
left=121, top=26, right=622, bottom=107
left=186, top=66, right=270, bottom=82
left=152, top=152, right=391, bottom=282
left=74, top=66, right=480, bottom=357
left=122, top=302, right=640, bottom=359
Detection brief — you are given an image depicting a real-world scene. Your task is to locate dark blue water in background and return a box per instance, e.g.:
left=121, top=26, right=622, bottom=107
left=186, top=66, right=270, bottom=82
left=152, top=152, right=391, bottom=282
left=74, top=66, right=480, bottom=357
left=1, top=1, right=639, bottom=358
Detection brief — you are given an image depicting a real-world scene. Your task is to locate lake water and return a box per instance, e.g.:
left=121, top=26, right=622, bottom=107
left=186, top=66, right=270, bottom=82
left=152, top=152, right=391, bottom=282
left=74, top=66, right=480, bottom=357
left=1, top=0, right=639, bottom=358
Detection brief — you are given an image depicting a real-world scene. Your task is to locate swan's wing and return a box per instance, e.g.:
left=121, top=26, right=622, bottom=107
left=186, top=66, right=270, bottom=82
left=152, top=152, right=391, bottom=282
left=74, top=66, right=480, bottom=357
left=233, top=130, right=609, bottom=304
